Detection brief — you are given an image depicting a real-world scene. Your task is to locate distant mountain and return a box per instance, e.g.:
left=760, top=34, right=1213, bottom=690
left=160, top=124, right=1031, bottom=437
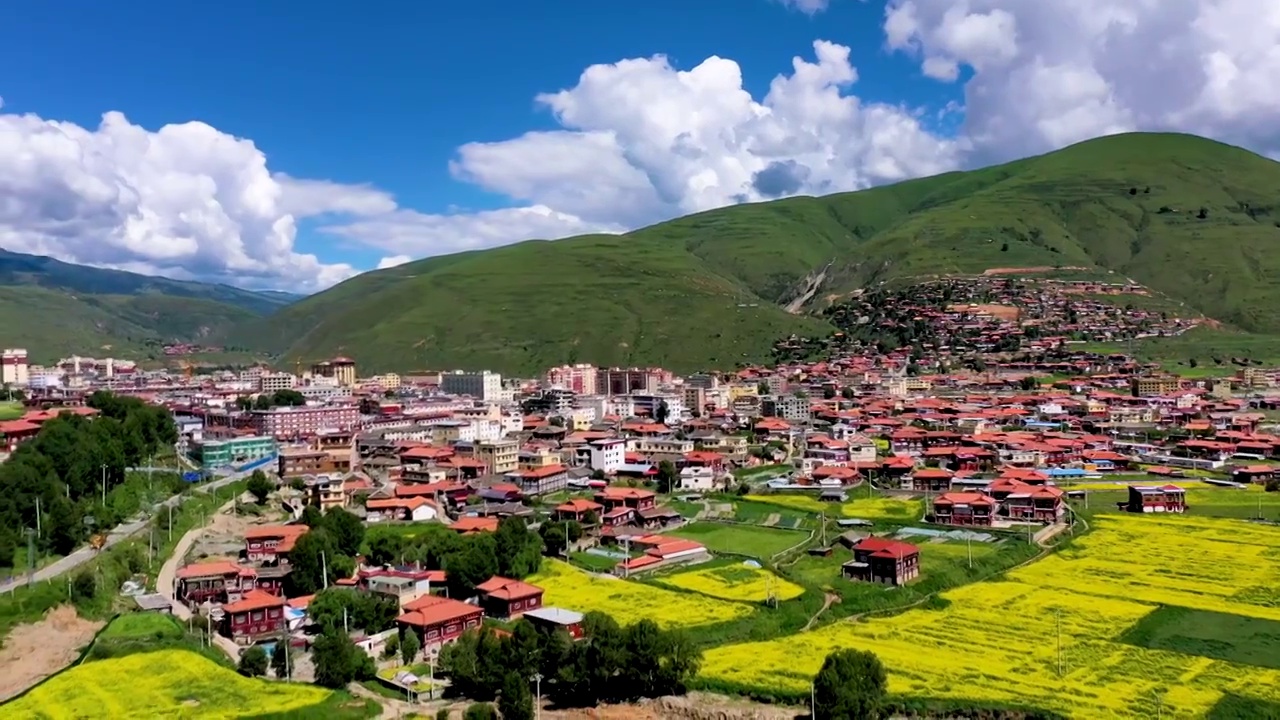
left=227, top=132, right=1280, bottom=375
left=0, top=249, right=298, bottom=361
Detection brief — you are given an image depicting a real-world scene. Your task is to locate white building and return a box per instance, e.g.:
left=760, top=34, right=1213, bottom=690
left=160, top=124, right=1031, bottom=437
left=2, top=348, right=29, bottom=386
left=441, top=370, right=503, bottom=402
left=678, top=466, right=717, bottom=492
left=260, top=372, right=297, bottom=393
left=588, top=438, right=625, bottom=474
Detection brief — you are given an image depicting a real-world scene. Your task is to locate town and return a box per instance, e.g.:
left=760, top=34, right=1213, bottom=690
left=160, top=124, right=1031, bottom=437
left=4, top=279, right=1280, bottom=719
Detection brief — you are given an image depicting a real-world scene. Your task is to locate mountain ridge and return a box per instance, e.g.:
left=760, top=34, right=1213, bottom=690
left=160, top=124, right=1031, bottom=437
left=218, top=132, right=1280, bottom=373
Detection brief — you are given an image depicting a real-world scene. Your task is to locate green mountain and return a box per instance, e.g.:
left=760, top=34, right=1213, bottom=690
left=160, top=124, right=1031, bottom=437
left=230, top=132, right=1280, bottom=375
left=0, top=249, right=296, bottom=361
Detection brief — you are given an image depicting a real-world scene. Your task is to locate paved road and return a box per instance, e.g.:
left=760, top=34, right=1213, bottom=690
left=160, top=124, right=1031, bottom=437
left=156, top=495, right=244, bottom=661
left=0, top=469, right=252, bottom=593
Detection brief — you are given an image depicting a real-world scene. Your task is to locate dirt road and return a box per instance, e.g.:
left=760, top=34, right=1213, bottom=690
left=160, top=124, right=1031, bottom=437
left=155, top=497, right=243, bottom=661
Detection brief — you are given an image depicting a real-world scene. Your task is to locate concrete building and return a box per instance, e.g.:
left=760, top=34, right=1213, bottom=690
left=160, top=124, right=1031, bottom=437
left=441, top=370, right=503, bottom=401
left=588, top=438, right=626, bottom=474
left=545, top=364, right=598, bottom=395
left=259, top=372, right=297, bottom=393
left=762, top=394, right=811, bottom=423
left=191, top=435, right=278, bottom=469
left=1, top=349, right=29, bottom=386
left=252, top=405, right=359, bottom=438
left=311, top=357, right=357, bottom=387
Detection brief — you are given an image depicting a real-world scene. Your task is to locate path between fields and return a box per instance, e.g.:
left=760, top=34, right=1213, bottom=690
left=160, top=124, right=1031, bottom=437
left=802, top=592, right=841, bottom=632
left=156, top=497, right=242, bottom=662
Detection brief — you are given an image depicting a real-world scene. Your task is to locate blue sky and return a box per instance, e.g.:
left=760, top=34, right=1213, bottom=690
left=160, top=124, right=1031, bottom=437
left=0, top=0, right=1274, bottom=290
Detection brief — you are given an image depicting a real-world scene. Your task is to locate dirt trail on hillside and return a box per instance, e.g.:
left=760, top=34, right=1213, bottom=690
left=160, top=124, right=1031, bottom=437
left=0, top=605, right=104, bottom=701
left=981, top=266, right=1091, bottom=276
left=785, top=262, right=833, bottom=314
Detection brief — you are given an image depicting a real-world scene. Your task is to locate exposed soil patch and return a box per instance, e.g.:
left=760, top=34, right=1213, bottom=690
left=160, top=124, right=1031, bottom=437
left=0, top=605, right=104, bottom=701
left=547, top=693, right=801, bottom=720
left=981, top=266, right=1091, bottom=276
left=947, top=303, right=1020, bottom=321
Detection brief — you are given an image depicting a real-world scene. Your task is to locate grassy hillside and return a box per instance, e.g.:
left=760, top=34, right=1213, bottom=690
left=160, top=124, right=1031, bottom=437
left=232, top=132, right=1280, bottom=375
left=0, top=249, right=295, bottom=362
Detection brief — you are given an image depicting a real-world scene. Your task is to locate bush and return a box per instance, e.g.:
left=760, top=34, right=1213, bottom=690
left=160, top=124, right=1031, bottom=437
left=238, top=645, right=268, bottom=677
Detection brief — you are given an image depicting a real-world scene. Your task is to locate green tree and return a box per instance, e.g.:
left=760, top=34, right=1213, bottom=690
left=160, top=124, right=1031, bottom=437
left=445, top=534, right=499, bottom=599
left=246, top=470, right=273, bottom=504
left=71, top=570, right=96, bottom=602
left=401, top=628, right=420, bottom=665
left=498, top=671, right=534, bottom=720
left=238, top=645, right=269, bottom=677
left=538, top=520, right=582, bottom=557
left=463, top=704, right=496, bottom=720
left=1019, top=376, right=1039, bottom=391
left=812, top=648, right=887, bottom=720
left=271, top=641, right=293, bottom=679
left=656, top=460, right=678, bottom=494
left=366, top=531, right=406, bottom=567
left=286, top=528, right=349, bottom=596
left=299, top=505, right=324, bottom=528
left=654, top=400, right=670, bottom=425
left=312, top=629, right=376, bottom=689
left=493, top=517, right=542, bottom=579
left=321, top=507, right=365, bottom=557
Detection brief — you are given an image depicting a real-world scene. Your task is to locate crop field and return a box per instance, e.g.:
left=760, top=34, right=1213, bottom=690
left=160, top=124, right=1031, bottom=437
left=1073, top=488, right=1280, bottom=521
left=667, top=522, right=809, bottom=558
left=700, top=515, right=1280, bottom=718
left=744, top=492, right=925, bottom=522
left=526, top=559, right=753, bottom=629
left=0, top=649, right=332, bottom=719
left=655, top=562, right=805, bottom=603
left=97, top=613, right=184, bottom=642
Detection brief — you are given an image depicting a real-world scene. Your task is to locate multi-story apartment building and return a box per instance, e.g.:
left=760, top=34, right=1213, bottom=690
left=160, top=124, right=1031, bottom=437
left=456, top=438, right=519, bottom=474
left=311, top=357, right=357, bottom=387
left=631, top=393, right=684, bottom=422
left=545, top=364, right=598, bottom=395
left=191, top=435, right=278, bottom=469
left=762, top=394, right=811, bottom=423
left=259, top=372, right=297, bottom=393
left=597, top=367, right=667, bottom=396
left=1, top=348, right=29, bottom=386
left=588, top=438, right=625, bottom=473
left=441, top=370, right=503, bottom=401
left=252, top=405, right=359, bottom=438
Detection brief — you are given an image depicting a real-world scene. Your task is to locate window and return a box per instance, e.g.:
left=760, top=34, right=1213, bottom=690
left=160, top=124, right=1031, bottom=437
left=252, top=611, right=264, bottom=622
left=427, top=630, right=439, bottom=639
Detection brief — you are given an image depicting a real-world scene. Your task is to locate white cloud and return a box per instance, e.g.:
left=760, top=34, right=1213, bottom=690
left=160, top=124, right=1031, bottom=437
left=778, top=0, right=834, bottom=14
left=0, top=109, right=358, bottom=292
left=884, top=0, right=1280, bottom=159
left=7, top=1, right=1280, bottom=293
left=375, top=255, right=413, bottom=270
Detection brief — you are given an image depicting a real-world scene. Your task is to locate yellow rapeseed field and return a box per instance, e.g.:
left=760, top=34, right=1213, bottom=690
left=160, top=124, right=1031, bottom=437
left=701, top=514, right=1280, bottom=718
left=656, top=563, right=805, bottom=603
left=743, top=494, right=828, bottom=513
left=0, top=648, right=331, bottom=719
left=746, top=492, right=924, bottom=521
left=527, top=559, right=753, bottom=628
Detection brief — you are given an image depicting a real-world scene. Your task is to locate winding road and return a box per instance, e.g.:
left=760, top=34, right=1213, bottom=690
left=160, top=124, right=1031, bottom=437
left=0, top=468, right=253, bottom=594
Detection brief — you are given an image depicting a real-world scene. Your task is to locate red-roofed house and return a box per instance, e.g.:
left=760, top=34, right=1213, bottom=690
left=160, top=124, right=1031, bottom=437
left=476, top=576, right=544, bottom=619
left=554, top=498, right=603, bottom=523
left=451, top=516, right=500, bottom=534
left=175, top=560, right=256, bottom=605
left=0, top=419, right=41, bottom=452
left=842, top=537, right=921, bottom=586
left=221, top=589, right=287, bottom=644
left=1125, top=485, right=1187, bottom=514
left=365, top=496, right=439, bottom=523
left=396, top=594, right=483, bottom=648
left=244, top=525, right=309, bottom=563
left=932, top=492, right=996, bottom=526
left=908, top=467, right=954, bottom=492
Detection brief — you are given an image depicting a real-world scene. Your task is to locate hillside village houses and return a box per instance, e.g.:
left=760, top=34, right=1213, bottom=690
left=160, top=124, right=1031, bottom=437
left=15, top=284, right=1280, bottom=655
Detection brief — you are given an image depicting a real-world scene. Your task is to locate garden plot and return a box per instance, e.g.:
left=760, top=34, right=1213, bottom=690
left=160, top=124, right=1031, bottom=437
left=655, top=562, right=805, bottom=603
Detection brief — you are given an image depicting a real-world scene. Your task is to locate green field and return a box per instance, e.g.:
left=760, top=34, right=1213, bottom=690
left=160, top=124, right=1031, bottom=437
left=1119, top=606, right=1280, bottom=670
left=0, top=401, right=22, bottom=421
left=667, top=521, right=809, bottom=559
left=225, top=132, right=1280, bottom=374
left=1080, top=326, right=1280, bottom=373
left=1073, top=487, right=1280, bottom=520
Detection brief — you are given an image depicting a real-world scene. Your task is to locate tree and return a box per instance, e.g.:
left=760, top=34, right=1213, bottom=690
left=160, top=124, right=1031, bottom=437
left=539, top=520, right=582, bottom=557
left=238, top=645, right=269, bottom=677
left=312, top=629, right=376, bottom=689
left=822, top=387, right=836, bottom=400
left=463, top=704, right=496, bottom=720
left=841, top=387, right=855, bottom=399
left=286, top=528, right=348, bottom=596
left=322, top=507, right=365, bottom=557
left=493, top=517, right=542, bottom=579
left=1019, top=376, right=1039, bottom=391
left=445, top=534, right=500, bottom=599
left=401, top=628, right=421, bottom=665
left=812, top=649, right=887, bottom=720
left=366, top=531, right=406, bottom=567
left=246, top=470, right=273, bottom=505
left=71, top=570, right=96, bottom=602
left=498, top=672, right=534, bottom=720
left=656, top=460, right=679, bottom=494
left=654, top=400, right=670, bottom=425
left=271, top=641, right=293, bottom=679
left=299, top=505, right=324, bottom=528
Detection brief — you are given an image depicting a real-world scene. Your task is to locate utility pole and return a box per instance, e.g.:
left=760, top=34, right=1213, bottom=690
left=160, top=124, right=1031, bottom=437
left=24, top=529, right=35, bottom=586
left=100, top=464, right=108, bottom=505
left=532, top=672, right=543, bottom=720
left=966, top=532, right=973, bottom=569
left=811, top=681, right=817, bottom=719
left=34, top=497, right=41, bottom=538
left=168, top=504, right=174, bottom=542
left=1055, top=608, right=1063, bottom=678
left=321, top=551, right=329, bottom=590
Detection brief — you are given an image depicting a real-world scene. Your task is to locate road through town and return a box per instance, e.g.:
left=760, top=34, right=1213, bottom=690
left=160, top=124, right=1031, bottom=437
left=0, top=469, right=251, bottom=594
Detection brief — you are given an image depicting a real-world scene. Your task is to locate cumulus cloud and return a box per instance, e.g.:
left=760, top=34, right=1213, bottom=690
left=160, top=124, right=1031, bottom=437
left=375, top=255, right=413, bottom=270
left=884, top=0, right=1280, bottom=160
left=7, top=0, right=1280, bottom=292
left=777, top=0, right=834, bottom=14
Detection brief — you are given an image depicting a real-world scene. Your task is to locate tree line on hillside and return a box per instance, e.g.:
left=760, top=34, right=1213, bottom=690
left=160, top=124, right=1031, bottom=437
left=233, top=389, right=305, bottom=411
left=0, top=391, right=178, bottom=566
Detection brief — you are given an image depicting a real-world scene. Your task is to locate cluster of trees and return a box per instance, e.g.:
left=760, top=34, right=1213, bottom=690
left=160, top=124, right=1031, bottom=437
left=234, top=389, right=306, bottom=411
left=440, top=611, right=700, bottom=709
left=285, top=506, right=366, bottom=595
left=363, top=516, right=542, bottom=598
left=0, top=391, right=178, bottom=565
left=813, top=648, right=887, bottom=720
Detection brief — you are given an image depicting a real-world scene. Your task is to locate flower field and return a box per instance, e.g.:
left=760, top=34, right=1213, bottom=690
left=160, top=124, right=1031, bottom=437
left=700, top=514, right=1280, bottom=718
left=0, top=649, right=332, bottom=719
left=656, top=562, right=805, bottom=603
left=526, top=559, right=753, bottom=628
left=744, top=492, right=924, bottom=522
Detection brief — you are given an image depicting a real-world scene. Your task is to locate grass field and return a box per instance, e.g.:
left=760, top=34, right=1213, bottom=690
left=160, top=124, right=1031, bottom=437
left=1080, top=327, right=1280, bottom=373
left=667, top=522, right=809, bottom=558
left=654, top=562, right=805, bottom=603
left=526, top=559, right=753, bottom=629
left=0, top=401, right=22, bottom=421
left=1074, top=487, right=1280, bottom=520
left=700, top=514, right=1280, bottom=718
left=97, top=613, right=185, bottom=642
left=743, top=491, right=925, bottom=522
left=0, top=649, right=336, bottom=719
